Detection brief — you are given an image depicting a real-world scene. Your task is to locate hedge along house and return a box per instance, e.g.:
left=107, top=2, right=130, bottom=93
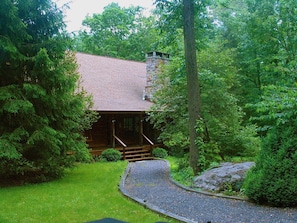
left=76, top=51, right=170, bottom=161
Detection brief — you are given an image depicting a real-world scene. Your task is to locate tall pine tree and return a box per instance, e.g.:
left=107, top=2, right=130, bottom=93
left=0, top=0, right=96, bottom=183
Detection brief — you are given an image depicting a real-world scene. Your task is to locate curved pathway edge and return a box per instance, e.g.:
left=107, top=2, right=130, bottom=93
left=119, top=161, right=191, bottom=222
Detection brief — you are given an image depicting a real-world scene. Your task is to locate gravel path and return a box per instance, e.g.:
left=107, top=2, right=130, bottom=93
left=120, top=160, right=297, bottom=223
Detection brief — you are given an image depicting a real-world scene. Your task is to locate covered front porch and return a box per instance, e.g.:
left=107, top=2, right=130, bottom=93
left=85, top=112, right=159, bottom=161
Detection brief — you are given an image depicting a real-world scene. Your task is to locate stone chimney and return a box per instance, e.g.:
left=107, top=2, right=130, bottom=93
left=143, top=51, right=170, bottom=101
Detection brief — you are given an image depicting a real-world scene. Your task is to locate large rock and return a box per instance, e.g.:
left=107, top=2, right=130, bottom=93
left=193, top=162, right=255, bottom=192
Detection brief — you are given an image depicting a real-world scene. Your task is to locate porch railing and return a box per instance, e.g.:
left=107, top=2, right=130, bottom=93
left=141, top=132, right=154, bottom=156
left=113, top=134, right=127, bottom=159
left=140, top=119, right=155, bottom=155
left=112, top=120, right=127, bottom=159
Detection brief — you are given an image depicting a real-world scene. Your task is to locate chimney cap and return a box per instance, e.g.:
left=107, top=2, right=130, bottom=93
left=146, top=51, right=170, bottom=59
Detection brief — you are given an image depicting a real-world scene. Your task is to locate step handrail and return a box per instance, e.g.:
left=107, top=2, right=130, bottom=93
left=141, top=133, right=154, bottom=146
left=141, top=133, right=154, bottom=156
left=113, top=134, right=127, bottom=159
left=113, top=135, right=127, bottom=148
left=112, top=120, right=127, bottom=159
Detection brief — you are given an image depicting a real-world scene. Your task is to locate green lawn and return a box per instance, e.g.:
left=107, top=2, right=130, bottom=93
left=0, top=162, right=177, bottom=223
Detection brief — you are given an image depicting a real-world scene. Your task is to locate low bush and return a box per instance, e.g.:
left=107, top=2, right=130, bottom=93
left=167, top=155, right=194, bottom=186
left=100, top=148, right=122, bottom=162
left=163, top=132, right=190, bottom=157
left=177, top=153, right=190, bottom=170
left=198, top=141, right=222, bottom=172
left=152, top=147, right=168, bottom=159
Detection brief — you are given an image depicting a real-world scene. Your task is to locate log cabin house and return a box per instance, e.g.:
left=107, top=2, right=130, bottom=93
left=76, top=52, right=169, bottom=161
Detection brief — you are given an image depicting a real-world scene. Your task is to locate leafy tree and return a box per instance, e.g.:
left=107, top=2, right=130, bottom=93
left=154, top=0, right=213, bottom=55
left=148, top=51, right=259, bottom=171
left=213, top=0, right=297, bottom=120
left=0, top=0, right=97, bottom=183
left=213, top=0, right=297, bottom=140
left=74, top=3, right=160, bottom=61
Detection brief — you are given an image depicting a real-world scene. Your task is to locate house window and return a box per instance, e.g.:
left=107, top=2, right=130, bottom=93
left=124, top=118, right=133, bottom=131
left=123, top=117, right=139, bottom=132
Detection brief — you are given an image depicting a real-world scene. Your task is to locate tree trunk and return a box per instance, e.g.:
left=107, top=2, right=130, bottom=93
left=183, top=0, right=202, bottom=174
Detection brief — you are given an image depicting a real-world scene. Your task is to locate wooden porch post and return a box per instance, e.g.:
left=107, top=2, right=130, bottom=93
left=140, top=116, right=144, bottom=146
left=112, top=119, right=116, bottom=148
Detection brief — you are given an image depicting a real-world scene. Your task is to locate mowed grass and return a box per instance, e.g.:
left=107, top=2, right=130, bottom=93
left=0, top=162, right=177, bottom=223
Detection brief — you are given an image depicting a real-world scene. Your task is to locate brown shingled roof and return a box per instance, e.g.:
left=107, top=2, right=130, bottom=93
left=76, top=52, right=153, bottom=111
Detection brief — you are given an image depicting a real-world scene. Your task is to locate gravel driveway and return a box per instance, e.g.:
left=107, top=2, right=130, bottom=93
left=120, top=160, right=297, bottom=223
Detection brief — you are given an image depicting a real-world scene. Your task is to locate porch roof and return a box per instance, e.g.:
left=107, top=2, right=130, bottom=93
left=76, top=52, right=153, bottom=112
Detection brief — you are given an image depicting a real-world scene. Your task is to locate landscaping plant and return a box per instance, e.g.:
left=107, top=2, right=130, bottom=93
left=152, top=147, right=168, bottom=159
left=166, top=155, right=194, bottom=186
left=244, top=82, right=297, bottom=207
left=100, top=148, right=122, bottom=162
left=244, top=120, right=297, bottom=207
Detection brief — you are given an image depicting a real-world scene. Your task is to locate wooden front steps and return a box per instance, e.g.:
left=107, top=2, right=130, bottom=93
left=88, top=145, right=155, bottom=162
left=118, top=146, right=154, bottom=162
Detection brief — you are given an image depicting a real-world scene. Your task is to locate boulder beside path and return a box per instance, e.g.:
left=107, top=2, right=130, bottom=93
left=193, top=162, right=255, bottom=192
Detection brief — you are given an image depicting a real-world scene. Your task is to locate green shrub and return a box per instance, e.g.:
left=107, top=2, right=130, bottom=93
left=178, top=149, right=220, bottom=175
left=164, top=132, right=190, bottom=157
left=244, top=122, right=297, bottom=207
left=100, top=149, right=122, bottom=162
left=167, top=154, right=194, bottom=186
left=152, top=147, right=168, bottom=158
left=174, top=166, right=194, bottom=186
left=198, top=141, right=222, bottom=172
left=177, top=153, right=190, bottom=170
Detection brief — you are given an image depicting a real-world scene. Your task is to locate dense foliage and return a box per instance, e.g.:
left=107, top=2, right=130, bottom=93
left=208, top=0, right=297, bottom=206
left=244, top=85, right=297, bottom=206
left=74, top=3, right=161, bottom=61
left=148, top=53, right=260, bottom=171
left=214, top=0, right=297, bottom=119
left=0, top=0, right=97, bottom=183
left=244, top=120, right=297, bottom=207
